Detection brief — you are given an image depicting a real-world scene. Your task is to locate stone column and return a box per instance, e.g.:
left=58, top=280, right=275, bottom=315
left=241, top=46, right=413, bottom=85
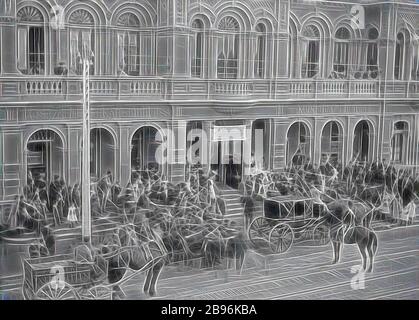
left=118, top=125, right=132, bottom=185
left=0, top=128, right=23, bottom=200
left=272, top=119, right=290, bottom=169
left=242, top=120, right=253, bottom=178
left=1, top=19, right=19, bottom=74
left=170, top=120, right=187, bottom=184
left=201, top=120, right=213, bottom=174
left=67, top=125, right=81, bottom=185
left=380, top=111, right=393, bottom=162
left=313, top=118, right=323, bottom=166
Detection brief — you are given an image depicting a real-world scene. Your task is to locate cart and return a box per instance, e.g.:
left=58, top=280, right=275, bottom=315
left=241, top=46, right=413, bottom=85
left=248, top=195, right=330, bottom=254
left=22, top=253, right=108, bottom=300
left=22, top=247, right=163, bottom=300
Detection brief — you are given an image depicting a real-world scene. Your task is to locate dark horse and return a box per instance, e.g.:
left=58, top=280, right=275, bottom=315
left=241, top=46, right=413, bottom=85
left=326, top=200, right=379, bottom=273
left=98, top=223, right=166, bottom=298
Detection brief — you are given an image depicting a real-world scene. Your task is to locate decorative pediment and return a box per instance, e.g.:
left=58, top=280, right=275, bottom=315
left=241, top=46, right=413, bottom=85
left=69, top=9, right=94, bottom=25
left=117, top=12, right=140, bottom=27
left=17, top=6, right=43, bottom=23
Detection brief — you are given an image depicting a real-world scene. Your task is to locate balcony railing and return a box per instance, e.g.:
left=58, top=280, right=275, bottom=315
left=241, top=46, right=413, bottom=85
left=0, top=76, right=418, bottom=101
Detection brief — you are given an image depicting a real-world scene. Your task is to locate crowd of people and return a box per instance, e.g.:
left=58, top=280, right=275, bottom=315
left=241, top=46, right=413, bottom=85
left=1, top=165, right=232, bottom=235
left=1, top=158, right=418, bottom=238
left=239, top=158, right=418, bottom=226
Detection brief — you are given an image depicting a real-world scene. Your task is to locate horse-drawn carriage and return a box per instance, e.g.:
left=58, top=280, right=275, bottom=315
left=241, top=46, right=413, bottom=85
left=22, top=235, right=165, bottom=300
left=248, top=195, right=330, bottom=254
left=22, top=253, right=110, bottom=300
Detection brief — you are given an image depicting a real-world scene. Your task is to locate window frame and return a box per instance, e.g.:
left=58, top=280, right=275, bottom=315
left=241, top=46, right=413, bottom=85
left=190, top=19, right=205, bottom=79
left=366, top=27, right=379, bottom=72
left=17, top=15, right=46, bottom=76
left=254, top=23, right=267, bottom=79
left=301, top=25, right=321, bottom=79
left=391, top=121, right=409, bottom=164
left=217, top=17, right=241, bottom=80
left=333, top=27, right=351, bottom=77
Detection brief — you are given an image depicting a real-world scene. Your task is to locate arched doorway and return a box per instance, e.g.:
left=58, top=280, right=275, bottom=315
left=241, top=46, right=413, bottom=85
left=286, top=122, right=310, bottom=166
left=26, top=129, right=63, bottom=183
left=131, top=126, right=163, bottom=176
left=353, top=120, right=372, bottom=162
left=90, top=128, right=115, bottom=181
left=321, top=121, right=343, bottom=164
left=391, top=121, right=409, bottom=164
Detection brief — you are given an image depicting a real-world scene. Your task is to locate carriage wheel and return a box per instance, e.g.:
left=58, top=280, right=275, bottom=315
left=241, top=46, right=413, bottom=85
left=312, top=225, right=330, bottom=246
left=268, top=224, right=294, bottom=254
left=35, top=282, right=80, bottom=300
left=80, top=285, right=113, bottom=300
left=248, top=217, right=271, bottom=248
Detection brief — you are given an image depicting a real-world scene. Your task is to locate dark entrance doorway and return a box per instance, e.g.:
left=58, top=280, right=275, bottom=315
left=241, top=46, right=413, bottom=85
left=217, top=140, right=243, bottom=189
left=210, top=121, right=245, bottom=189
left=26, top=129, right=63, bottom=183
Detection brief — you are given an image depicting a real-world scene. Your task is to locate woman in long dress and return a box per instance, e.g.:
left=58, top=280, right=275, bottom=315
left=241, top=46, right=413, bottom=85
left=67, top=205, right=78, bottom=228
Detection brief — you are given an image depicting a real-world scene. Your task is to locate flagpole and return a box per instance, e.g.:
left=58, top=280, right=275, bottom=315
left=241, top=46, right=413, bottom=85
left=81, top=50, right=91, bottom=243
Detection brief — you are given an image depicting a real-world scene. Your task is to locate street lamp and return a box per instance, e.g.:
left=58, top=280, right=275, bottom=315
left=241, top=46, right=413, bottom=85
left=79, top=43, right=94, bottom=243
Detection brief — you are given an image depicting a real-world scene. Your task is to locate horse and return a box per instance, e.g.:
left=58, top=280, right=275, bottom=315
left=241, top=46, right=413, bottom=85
left=97, top=223, right=166, bottom=298
left=201, top=232, right=248, bottom=271
left=326, top=201, right=379, bottom=273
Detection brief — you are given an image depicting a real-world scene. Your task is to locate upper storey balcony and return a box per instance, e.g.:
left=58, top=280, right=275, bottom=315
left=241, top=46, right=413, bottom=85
left=0, top=0, right=417, bottom=103
left=0, top=76, right=418, bottom=102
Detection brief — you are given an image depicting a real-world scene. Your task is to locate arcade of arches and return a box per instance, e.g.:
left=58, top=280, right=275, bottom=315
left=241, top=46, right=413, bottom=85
left=23, top=118, right=412, bottom=189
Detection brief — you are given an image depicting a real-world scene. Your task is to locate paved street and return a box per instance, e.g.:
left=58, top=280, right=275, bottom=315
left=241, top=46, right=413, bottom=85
left=1, top=224, right=418, bottom=300
left=121, top=225, right=419, bottom=300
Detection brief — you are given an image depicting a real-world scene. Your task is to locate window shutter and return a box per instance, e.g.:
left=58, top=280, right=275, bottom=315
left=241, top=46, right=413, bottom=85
left=18, top=27, right=28, bottom=71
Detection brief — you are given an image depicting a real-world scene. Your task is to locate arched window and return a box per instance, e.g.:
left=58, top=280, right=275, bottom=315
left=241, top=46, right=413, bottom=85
left=301, top=25, right=320, bottom=78
left=217, top=17, right=240, bottom=79
left=353, top=120, right=371, bottom=162
left=333, top=27, right=350, bottom=76
left=254, top=23, right=266, bottom=78
left=27, top=130, right=63, bottom=183
left=287, top=122, right=310, bottom=166
left=90, top=128, right=115, bottom=180
left=321, top=121, right=343, bottom=164
left=395, top=31, right=410, bottom=80
left=391, top=122, right=409, bottom=164
left=68, top=9, right=96, bottom=75
left=17, top=6, right=45, bottom=75
left=289, top=21, right=298, bottom=78
left=116, top=12, right=152, bottom=76
left=191, top=19, right=204, bottom=78
left=366, top=27, right=379, bottom=72
left=131, top=126, right=163, bottom=174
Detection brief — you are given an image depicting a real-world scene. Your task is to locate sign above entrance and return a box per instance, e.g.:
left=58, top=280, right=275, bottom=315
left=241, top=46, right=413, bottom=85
left=213, top=125, right=247, bottom=141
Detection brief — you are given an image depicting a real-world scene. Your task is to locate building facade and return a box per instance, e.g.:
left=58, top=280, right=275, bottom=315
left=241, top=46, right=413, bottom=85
left=0, top=0, right=418, bottom=202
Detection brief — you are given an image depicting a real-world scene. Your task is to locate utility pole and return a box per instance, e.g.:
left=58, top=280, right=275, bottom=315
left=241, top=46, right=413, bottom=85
left=81, top=44, right=92, bottom=243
